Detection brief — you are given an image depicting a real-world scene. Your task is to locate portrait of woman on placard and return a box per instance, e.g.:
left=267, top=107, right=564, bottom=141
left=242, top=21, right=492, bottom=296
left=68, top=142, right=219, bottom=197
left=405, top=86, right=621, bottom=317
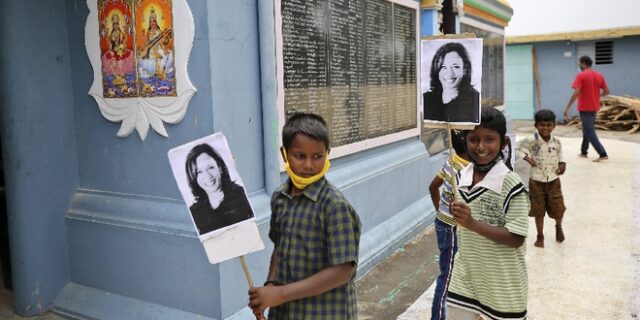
left=185, top=143, right=253, bottom=235
left=423, top=42, right=480, bottom=123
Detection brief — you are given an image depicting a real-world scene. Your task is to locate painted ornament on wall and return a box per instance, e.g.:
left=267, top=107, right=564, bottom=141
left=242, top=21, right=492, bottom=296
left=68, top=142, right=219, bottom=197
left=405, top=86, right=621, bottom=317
left=86, top=0, right=196, bottom=140
left=134, top=1, right=176, bottom=97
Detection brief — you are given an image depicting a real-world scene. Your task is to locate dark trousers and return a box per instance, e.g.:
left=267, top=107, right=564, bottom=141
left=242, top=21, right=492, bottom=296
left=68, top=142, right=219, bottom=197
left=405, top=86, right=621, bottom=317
left=431, top=219, right=458, bottom=320
left=580, top=111, right=608, bottom=157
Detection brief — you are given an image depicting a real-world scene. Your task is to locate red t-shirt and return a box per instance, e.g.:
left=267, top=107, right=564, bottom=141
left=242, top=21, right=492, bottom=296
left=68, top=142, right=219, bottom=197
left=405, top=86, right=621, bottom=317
left=572, top=69, right=608, bottom=112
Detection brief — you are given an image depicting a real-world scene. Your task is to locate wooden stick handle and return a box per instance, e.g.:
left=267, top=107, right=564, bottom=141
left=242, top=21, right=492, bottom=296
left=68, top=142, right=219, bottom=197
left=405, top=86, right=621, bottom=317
left=240, top=256, right=266, bottom=320
left=447, top=124, right=459, bottom=201
left=239, top=256, right=254, bottom=288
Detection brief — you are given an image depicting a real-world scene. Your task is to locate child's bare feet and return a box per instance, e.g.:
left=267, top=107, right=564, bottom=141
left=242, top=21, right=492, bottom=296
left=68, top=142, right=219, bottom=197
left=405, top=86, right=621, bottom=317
left=534, top=235, right=544, bottom=248
left=556, top=225, right=565, bottom=242
left=592, top=156, right=608, bottom=163
left=578, top=153, right=588, bottom=158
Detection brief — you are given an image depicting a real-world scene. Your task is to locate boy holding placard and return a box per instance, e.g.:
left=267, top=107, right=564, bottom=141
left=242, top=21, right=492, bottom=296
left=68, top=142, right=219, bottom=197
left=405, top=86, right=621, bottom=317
left=249, top=113, right=361, bottom=319
left=447, top=107, right=530, bottom=319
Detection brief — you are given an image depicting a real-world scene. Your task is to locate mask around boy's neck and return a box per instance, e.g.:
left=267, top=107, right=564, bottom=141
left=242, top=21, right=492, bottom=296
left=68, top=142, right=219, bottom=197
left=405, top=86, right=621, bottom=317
left=473, top=155, right=503, bottom=173
left=282, top=148, right=331, bottom=190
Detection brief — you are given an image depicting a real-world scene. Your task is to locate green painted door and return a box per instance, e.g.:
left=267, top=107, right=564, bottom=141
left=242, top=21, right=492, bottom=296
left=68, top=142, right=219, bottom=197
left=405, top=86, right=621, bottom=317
left=506, top=44, right=534, bottom=120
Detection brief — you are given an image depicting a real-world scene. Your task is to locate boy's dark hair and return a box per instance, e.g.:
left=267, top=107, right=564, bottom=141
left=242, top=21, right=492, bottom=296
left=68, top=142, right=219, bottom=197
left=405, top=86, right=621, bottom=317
left=534, top=109, right=556, bottom=124
left=282, top=112, right=330, bottom=150
left=579, top=55, right=593, bottom=67
left=477, top=106, right=507, bottom=146
left=451, top=130, right=467, bottom=155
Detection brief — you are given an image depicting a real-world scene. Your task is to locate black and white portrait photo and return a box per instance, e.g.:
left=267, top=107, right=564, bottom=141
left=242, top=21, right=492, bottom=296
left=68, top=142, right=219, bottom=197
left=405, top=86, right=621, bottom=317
left=168, top=132, right=264, bottom=264
left=168, top=133, right=254, bottom=236
left=421, top=38, right=482, bottom=125
left=502, top=133, right=516, bottom=171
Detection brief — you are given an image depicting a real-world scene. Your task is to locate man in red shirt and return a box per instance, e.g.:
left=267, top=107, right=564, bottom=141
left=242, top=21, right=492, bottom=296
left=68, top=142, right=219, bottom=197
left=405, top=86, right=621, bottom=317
left=564, top=56, right=609, bottom=162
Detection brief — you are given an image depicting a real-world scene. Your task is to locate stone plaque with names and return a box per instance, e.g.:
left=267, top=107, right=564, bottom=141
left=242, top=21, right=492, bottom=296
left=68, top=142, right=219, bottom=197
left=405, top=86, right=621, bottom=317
left=281, top=0, right=417, bottom=148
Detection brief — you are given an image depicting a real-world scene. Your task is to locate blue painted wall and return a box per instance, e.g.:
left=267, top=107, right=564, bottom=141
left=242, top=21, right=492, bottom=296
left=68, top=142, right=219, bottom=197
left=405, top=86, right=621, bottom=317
left=59, top=0, right=269, bottom=318
left=0, top=0, right=444, bottom=319
left=600, top=36, right=640, bottom=98
left=533, top=40, right=583, bottom=118
left=70, top=0, right=217, bottom=197
left=507, top=36, right=640, bottom=120
left=505, top=44, right=534, bottom=119
left=0, top=1, right=75, bottom=315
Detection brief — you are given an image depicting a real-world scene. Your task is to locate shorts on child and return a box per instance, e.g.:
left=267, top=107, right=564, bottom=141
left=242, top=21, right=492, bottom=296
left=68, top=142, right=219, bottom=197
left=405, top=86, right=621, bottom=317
left=528, top=178, right=566, bottom=219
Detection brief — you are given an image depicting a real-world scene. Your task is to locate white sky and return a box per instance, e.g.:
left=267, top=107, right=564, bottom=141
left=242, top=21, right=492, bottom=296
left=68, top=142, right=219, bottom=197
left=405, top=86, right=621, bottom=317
left=505, top=0, right=640, bottom=36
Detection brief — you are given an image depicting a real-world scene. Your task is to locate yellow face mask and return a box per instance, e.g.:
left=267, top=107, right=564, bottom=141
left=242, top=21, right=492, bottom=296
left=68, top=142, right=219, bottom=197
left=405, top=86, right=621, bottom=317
left=282, top=148, right=331, bottom=190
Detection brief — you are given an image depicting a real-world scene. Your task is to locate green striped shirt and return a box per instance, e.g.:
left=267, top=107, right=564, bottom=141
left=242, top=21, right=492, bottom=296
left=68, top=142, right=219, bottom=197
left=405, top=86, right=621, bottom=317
left=448, top=162, right=530, bottom=319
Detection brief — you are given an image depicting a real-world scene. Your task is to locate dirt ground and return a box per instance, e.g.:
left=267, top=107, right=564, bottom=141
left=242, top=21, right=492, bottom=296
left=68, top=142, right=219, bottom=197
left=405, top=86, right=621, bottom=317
left=357, top=120, right=640, bottom=320
left=522, top=137, right=637, bottom=319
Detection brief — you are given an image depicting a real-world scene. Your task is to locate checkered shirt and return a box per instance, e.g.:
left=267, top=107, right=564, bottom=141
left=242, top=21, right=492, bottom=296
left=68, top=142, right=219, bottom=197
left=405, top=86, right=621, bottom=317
left=268, top=178, right=361, bottom=320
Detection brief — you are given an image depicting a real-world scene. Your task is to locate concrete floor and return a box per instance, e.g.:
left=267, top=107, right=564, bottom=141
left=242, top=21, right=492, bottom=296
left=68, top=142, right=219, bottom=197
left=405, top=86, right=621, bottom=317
left=356, top=227, right=440, bottom=320
left=0, top=287, right=62, bottom=320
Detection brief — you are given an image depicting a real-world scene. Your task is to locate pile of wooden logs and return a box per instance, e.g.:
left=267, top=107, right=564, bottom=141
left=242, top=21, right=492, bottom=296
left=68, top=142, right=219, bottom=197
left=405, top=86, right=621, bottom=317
left=566, top=95, right=640, bottom=134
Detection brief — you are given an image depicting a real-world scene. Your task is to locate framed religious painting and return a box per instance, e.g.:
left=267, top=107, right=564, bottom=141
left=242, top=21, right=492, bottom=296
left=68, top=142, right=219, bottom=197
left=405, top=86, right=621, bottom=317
left=86, top=0, right=196, bottom=140
left=134, top=1, right=177, bottom=97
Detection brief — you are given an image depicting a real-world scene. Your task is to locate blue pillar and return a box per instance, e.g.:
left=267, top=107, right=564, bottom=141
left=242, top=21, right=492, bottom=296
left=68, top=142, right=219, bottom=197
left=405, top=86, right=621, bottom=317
left=420, top=3, right=442, bottom=37
left=0, top=0, right=76, bottom=315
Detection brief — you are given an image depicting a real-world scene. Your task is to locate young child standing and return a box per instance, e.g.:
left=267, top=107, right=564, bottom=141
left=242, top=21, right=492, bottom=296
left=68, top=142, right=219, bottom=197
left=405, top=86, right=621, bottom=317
left=248, top=113, right=361, bottom=320
left=517, top=109, right=567, bottom=248
left=428, top=130, right=469, bottom=320
left=447, top=107, right=530, bottom=320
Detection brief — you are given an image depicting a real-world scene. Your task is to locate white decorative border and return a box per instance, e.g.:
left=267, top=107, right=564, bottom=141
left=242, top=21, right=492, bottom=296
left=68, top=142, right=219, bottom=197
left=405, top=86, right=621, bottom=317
left=84, top=0, right=197, bottom=140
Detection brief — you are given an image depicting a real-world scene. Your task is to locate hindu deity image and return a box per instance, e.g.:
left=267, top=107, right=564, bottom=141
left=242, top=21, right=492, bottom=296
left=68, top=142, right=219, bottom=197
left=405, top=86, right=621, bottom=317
left=135, top=0, right=176, bottom=97
left=97, top=0, right=176, bottom=98
left=99, top=0, right=137, bottom=98
left=88, top=0, right=195, bottom=140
